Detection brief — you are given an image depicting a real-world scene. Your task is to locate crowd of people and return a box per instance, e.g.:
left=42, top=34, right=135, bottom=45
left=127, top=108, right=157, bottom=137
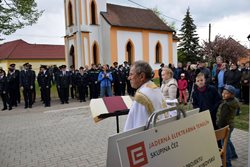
left=158, top=57, right=249, bottom=106
left=0, top=58, right=249, bottom=166
left=0, top=61, right=137, bottom=110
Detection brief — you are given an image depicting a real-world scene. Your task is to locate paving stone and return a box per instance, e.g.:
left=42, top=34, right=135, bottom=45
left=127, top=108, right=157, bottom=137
left=0, top=100, right=248, bottom=167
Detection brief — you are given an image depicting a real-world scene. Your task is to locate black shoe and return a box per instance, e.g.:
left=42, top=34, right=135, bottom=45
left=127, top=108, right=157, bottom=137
left=9, top=107, right=12, bottom=110
left=29, top=106, right=32, bottom=108
left=83, top=100, right=86, bottom=102
left=61, top=102, right=64, bottom=104
left=80, top=100, right=83, bottom=102
left=65, top=101, right=69, bottom=104
left=2, top=108, right=7, bottom=111
left=24, top=106, right=28, bottom=109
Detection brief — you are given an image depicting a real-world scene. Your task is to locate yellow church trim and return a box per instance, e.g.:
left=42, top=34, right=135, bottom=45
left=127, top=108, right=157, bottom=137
left=79, top=0, right=82, bottom=25
left=81, top=33, right=86, bottom=65
left=168, top=32, right=173, bottom=64
left=85, top=0, right=88, bottom=25
left=110, top=27, right=118, bottom=63
left=142, top=30, right=149, bottom=62
left=82, top=32, right=91, bottom=65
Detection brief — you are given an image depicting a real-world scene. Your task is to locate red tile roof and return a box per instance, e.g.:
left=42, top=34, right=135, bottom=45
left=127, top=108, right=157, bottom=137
left=0, top=39, right=65, bottom=60
left=101, top=4, right=175, bottom=32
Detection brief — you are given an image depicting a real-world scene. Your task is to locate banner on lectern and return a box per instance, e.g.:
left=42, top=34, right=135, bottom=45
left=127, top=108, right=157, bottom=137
left=116, top=111, right=221, bottom=167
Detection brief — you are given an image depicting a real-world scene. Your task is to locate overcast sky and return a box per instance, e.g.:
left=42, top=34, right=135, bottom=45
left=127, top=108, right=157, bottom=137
left=2, top=0, right=250, bottom=48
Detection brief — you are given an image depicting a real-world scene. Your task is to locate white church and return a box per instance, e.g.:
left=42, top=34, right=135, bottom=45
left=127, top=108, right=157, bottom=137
left=64, top=0, right=178, bottom=70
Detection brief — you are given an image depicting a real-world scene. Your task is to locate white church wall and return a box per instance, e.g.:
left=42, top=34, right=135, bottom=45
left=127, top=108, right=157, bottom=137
left=100, top=17, right=111, bottom=65
left=84, top=37, right=89, bottom=65
left=173, top=42, right=178, bottom=67
left=149, top=33, right=169, bottom=70
left=117, top=31, right=143, bottom=64
left=89, top=26, right=102, bottom=64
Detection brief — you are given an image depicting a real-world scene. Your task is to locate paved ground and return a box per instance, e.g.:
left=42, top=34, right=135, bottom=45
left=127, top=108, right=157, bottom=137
left=0, top=99, right=249, bottom=167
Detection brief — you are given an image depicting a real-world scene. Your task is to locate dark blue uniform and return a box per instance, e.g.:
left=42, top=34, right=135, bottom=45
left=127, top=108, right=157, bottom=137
left=7, top=71, right=18, bottom=109
left=88, top=68, right=100, bottom=99
left=57, top=71, right=71, bottom=104
left=0, top=73, right=9, bottom=110
left=39, top=70, right=52, bottom=107
left=20, top=69, right=35, bottom=108
left=76, top=72, right=89, bottom=102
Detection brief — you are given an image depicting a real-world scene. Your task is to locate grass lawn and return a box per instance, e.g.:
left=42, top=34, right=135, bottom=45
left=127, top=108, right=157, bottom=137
left=153, top=78, right=249, bottom=131
left=235, top=104, right=249, bottom=131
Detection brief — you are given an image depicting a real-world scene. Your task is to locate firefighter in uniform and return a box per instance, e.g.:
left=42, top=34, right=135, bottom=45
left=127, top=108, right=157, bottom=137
left=57, top=65, right=71, bottom=104
left=39, top=65, right=52, bottom=107
left=0, top=69, right=9, bottom=110
left=88, top=64, right=100, bottom=99
left=20, top=63, right=34, bottom=108
left=28, top=64, right=36, bottom=104
left=7, top=65, right=18, bottom=109
left=69, top=65, right=77, bottom=99
left=76, top=67, right=89, bottom=102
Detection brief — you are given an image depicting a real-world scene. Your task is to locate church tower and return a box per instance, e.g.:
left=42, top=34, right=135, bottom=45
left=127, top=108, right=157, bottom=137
left=64, top=0, right=107, bottom=68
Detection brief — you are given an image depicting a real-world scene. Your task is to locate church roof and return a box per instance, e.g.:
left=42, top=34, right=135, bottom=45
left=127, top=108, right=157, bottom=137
left=0, top=39, right=65, bottom=60
left=101, top=3, right=175, bottom=32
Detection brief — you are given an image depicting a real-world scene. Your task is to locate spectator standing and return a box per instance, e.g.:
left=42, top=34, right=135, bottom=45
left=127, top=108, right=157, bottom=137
left=217, top=85, right=239, bottom=167
left=224, top=63, right=241, bottom=115
left=98, top=64, right=113, bottom=97
left=198, top=60, right=211, bottom=84
left=158, top=63, right=164, bottom=87
left=192, top=73, right=221, bottom=129
left=241, top=62, right=249, bottom=104
left=217, top=63, right=227, bottom=95
left=178, top=73, right=188, bottom=105
left=160, top=67, right=177, bottom=100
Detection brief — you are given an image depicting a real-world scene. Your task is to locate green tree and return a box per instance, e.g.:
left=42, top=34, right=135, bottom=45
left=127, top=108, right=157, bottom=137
left=0, top=0, right=43, bottom=39
left=151, top=7, right=176, bottom=31
left=201, top=35, right=248, bottom=63
left=178, top=7, right=200, bottom=63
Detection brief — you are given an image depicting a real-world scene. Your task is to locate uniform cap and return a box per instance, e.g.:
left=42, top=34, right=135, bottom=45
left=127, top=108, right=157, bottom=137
left=61, top=65, right=66, bottom=68
left=9, top=64, right=16, bottom=67
left=40, top=65, right=47, bottom=69
left=23, top=62, right=29, bottom=66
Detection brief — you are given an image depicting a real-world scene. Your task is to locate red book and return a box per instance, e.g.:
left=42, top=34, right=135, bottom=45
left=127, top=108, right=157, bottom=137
left=103, top=96, right=128, bottom=113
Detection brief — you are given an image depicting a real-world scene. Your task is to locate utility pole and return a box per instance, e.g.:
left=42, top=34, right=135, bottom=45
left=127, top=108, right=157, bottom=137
left=208, top=23, right=211, bottom=43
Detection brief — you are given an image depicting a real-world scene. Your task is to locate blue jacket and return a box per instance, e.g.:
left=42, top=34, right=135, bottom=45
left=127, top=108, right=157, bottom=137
left=98, top=71, right=113, bottom=87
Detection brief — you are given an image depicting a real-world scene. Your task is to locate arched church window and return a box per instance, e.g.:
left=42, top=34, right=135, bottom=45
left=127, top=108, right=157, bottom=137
left=92, top=42, right=99, bottom=65
left=68, top=2, right=73, bottom=26
left=155, top=42, right=162, bottom=63
left=69, top=45, right=75, bottom=67
left=91, top=0, right=97, bottom=25
left=126, top=41, right=134, bottom=65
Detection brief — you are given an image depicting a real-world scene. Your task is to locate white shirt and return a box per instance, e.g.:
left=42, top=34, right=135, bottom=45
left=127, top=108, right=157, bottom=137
left=124, top=81, right=166, bottom=131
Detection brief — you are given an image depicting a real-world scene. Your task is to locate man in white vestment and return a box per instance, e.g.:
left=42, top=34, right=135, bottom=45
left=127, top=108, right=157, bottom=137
left=124, top=61, right=166, bottom=131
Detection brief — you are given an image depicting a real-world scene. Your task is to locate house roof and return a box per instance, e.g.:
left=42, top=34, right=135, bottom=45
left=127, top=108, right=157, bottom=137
left=101, top=3, right=175, bottom=32
left=0, top=39, right=65, bottom=60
